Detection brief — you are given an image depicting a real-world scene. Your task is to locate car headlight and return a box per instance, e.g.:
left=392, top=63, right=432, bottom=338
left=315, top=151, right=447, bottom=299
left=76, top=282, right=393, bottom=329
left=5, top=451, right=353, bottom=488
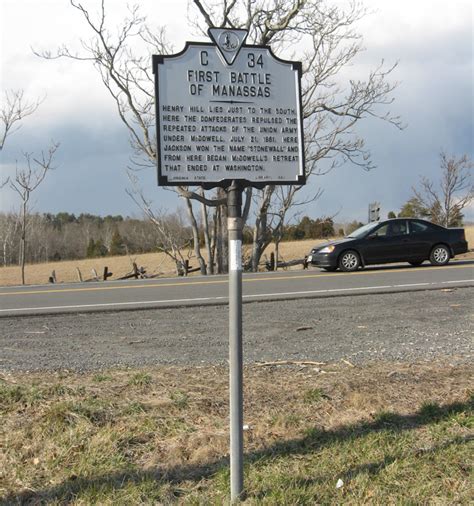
left=319, top=245, right=335, bottom=253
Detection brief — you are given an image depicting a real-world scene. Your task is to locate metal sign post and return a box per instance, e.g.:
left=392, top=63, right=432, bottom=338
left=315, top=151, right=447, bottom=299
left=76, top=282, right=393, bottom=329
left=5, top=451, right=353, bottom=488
left=152, top=28, right=305, bottom=502
left=227, top=182, right=244, bottom=499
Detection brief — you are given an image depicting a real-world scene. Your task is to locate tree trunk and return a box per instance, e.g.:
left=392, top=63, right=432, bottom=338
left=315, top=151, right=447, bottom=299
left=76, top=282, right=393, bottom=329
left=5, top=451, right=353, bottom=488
left=220, top=201, right=228, bottom=273
left=184, top=197, right=207, bottom=275
left=210, top=205, right=218, bottom=273
left=200, top=189, right=213, bottom=274
left=20, top=198, right=28, bottom=285
left=274, top=240, right=280, bottom=271
left=250, top=186, right=274, bottom=272
left=216, top=205, right=225, bottom=274
left=214, top=188, right=228, bottom=274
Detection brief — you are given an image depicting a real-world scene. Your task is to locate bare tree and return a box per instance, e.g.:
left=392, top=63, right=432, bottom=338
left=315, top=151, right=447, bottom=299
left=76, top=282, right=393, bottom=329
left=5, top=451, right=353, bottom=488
left=33, top=1, right=169, bottom=166
left=9, top=143, right=59, bottom=284
left=1, top=90, right=43, bottom=188
left=0, top=90, right=42, bottom=151
left=269, top=185, right=323, bottom=270
left=126, top=172, right=196, bottom=275
left=35, top=0, right=402, bottom=271
left=248, top=184, right=323, bottom=270
left=191, top=0, right=403, bottom=269
left=191, top=0, right=403, bottom=171
left=411, top=151, right=473, bottom=227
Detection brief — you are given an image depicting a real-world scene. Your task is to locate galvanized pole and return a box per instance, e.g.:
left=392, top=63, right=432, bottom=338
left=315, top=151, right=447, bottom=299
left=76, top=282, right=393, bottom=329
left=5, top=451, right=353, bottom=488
left=227, top=181, right=244, bottom=502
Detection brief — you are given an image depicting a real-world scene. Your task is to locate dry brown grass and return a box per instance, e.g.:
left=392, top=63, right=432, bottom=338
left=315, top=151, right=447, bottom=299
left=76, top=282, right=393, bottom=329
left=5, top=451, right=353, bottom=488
left=465, top=224, right=474, bottom=246
left=0, top=238, right=325, bottom=287
left=1, top=224, right=472, bottom=287
left=1, top=361, right=472, bottom=504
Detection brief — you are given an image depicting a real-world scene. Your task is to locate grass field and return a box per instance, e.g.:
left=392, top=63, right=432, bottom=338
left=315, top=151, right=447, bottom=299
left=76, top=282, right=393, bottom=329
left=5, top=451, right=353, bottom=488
left=1, top=362, right=472, bottom=504
left=0, top=224, right=473, bottom=287
left=0, top=238, right=322, bottom=287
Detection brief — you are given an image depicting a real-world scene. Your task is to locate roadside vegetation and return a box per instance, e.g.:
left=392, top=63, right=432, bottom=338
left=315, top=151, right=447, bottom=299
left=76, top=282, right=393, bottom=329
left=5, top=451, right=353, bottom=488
left=0, top=226, right=473, bottom=287
left=1, top=362, right=472, bottom=504
left=0, top=212, right=337, bottom=267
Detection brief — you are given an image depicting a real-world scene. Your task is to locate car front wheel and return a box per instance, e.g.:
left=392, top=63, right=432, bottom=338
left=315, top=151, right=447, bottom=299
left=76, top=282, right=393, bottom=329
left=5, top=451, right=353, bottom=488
left=338, top=250, right=360, bottom=272
left=429, top=245, right=450, bottom=266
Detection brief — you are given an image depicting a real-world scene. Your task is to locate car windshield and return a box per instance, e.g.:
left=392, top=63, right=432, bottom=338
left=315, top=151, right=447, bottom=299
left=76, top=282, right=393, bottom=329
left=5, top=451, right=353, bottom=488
left=347, top=222, right=379, bottom=238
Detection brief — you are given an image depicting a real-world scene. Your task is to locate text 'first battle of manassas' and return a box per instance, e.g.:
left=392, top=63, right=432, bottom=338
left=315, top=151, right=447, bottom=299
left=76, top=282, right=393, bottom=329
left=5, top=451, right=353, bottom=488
left=187, top=50, right=272, bottom=98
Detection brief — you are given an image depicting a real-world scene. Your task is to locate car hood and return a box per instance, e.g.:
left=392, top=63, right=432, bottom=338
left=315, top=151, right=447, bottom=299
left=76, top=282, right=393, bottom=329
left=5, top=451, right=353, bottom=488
left=311, top=237, right=354, bottom=252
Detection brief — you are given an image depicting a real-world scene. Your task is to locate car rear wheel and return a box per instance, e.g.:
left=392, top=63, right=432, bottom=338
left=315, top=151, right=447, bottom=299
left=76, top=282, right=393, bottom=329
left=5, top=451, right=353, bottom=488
left=429, top=244, right=450, bottom=266
left=409, top=260, right=423, bottom=267
left=338, top=250, right=360, bottom=272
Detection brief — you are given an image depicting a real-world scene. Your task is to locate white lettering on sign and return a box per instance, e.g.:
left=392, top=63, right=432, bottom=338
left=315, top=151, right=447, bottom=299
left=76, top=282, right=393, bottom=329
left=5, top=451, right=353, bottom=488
left=154, top=43, right=305, bottom=185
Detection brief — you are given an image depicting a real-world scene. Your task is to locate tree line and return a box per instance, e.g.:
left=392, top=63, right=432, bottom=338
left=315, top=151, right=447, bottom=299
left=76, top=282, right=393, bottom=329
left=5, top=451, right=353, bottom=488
left=0, top=211, right=337, bottom=268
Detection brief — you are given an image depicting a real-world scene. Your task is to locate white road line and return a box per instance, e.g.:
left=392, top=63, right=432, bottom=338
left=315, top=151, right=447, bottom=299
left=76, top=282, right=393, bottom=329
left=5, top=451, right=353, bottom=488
left=441, top=279, right=474, bottom=284
left=244, top=285, right=393, bottom=298
left=0, top=296, right=226, bottom=313
left=0, top=279, right=471, bottom=313
left=391, top=283, right=431, bottom=288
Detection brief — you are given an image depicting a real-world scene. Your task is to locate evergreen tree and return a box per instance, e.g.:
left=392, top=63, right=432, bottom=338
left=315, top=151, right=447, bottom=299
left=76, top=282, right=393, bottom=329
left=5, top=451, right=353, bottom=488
left=86, top=237, right=108, bottom=257
left=109, top=230, right=125, bottom=256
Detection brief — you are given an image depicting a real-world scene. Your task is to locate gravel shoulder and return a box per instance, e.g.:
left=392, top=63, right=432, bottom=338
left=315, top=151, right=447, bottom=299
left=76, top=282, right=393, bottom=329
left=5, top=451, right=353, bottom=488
left=1, top=287, right=472, bottom=372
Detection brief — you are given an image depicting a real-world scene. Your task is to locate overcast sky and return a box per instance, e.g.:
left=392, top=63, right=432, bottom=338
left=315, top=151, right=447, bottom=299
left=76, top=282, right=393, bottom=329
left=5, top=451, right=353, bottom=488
left=1, top=0, right=473, bottom=223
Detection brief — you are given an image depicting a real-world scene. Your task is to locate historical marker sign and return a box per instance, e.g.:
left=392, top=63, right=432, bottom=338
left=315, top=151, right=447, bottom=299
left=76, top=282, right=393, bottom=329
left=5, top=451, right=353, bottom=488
left=153, top=30, right=306, bottom=502
left=153, top=29, right=305, bottom=187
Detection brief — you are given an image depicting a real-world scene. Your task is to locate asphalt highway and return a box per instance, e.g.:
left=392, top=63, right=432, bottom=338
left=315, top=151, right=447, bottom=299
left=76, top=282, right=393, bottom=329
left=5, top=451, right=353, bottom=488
left=0, top=260, right=472, bottom=317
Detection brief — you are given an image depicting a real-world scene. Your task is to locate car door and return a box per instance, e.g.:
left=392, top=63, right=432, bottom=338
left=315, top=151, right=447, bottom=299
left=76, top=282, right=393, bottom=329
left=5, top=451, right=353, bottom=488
left=359, top=223, right=391, bottom=263
left=361, top=221, right=409, bottom=264
left=407, top=220, right=435, bottom=259
left=386, top=220, right=411, bottom=261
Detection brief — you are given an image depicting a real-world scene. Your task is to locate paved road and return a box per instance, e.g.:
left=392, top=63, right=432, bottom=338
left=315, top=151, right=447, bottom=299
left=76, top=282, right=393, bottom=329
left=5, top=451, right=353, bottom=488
left=1, top=287, right=472, bottom=371
left=0, top=261, right=473, bottom=316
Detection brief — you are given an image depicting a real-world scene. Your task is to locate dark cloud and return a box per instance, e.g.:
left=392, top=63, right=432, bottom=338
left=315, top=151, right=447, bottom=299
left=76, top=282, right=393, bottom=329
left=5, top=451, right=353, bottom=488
left=1, top=0, right=472, bottom=223
left=0, top=121, right=178, bottom=216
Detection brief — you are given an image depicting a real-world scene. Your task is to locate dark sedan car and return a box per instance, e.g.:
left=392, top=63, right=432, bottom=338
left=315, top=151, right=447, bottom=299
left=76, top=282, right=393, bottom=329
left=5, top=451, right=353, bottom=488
left=308, top=218, right=468, bottom=272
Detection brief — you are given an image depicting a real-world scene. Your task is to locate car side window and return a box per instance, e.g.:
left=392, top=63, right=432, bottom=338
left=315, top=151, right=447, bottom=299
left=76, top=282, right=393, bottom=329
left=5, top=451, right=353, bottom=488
left=410, top=221, right=429, bottom=234
left=388, top=221, right=408, bottom=236
left=369, top=224, right=389, bottom=237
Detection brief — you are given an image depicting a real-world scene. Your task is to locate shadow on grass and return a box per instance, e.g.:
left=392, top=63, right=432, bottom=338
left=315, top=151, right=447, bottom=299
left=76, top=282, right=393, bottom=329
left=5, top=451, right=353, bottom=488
left=2, top=398, right=472, bottom=505
left=250, top=434, right=472, bottom=501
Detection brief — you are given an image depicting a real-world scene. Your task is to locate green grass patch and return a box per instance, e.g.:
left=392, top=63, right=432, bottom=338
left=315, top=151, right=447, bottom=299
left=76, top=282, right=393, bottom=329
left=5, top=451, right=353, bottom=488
left=93, top=373, right=113, bottom=383
left=0, top=381, right=45, bottom=411
left=1, top=362, right=472, bottom=504
left=170, top=390, right=190, bottom=409
left=302, top=387, right=329, bottom=404
left=127, top=372, right=153, bottom=387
